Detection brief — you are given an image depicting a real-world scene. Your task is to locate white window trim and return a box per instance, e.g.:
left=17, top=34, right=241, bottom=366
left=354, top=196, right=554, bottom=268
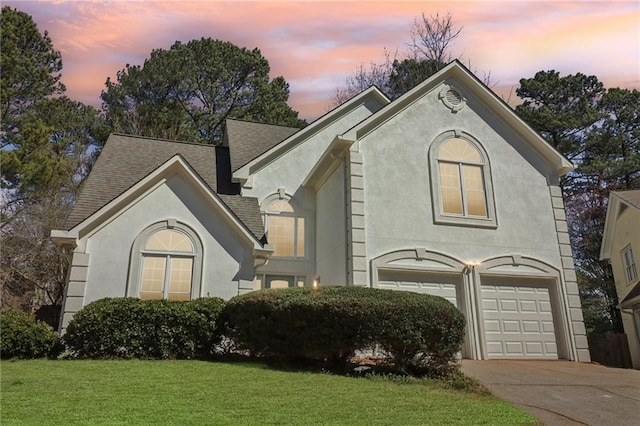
left=261, top=193, right=307, bottom=260
left=127, top=221, right=203, bottom=299
left=429, top=130, right=497, bottom=228
left=622, top=245, right=638, bottom=284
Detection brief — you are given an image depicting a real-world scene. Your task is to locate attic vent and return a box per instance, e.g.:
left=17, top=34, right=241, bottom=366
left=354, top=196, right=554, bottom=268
left=445, top=88, right=462, bottom=105
left=439, top=84, right=466, bottom=112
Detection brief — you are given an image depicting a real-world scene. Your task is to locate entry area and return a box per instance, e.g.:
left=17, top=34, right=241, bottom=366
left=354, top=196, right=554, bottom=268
left=479, top=276, right=559, bottom=359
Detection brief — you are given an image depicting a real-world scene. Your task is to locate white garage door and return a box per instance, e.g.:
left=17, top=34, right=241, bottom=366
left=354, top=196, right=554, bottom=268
left=481, top=278, right=558, bottom=359
left=378, top=270, right=461, bottom=308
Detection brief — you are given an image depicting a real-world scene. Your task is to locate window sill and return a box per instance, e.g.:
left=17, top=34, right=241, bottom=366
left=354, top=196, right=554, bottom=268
left=434, top=215, right=497, bottom=229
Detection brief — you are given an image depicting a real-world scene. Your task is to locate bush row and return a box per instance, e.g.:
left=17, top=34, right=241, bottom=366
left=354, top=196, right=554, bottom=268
left=3, top=287, right=465, bottom=377
left=222, top=286, right=465, bottom=376
left=64, top=297, right=225, bottom=359
left=0, top=309, right=63, bottom=359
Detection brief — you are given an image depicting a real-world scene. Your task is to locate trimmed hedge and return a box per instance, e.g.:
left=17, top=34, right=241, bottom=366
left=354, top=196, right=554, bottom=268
left=0, top=309, right=63, bottom=359
left=64, top=297, right=225, bottom=359
left=221, top=286, right=465, bottom=376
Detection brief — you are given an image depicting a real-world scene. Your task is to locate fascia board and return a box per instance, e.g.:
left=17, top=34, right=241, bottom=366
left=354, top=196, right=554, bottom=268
left=301, top=136, right=354, bottom=190
left=66, top=155, right=266, bottom=251
left=599, top=193, right=619, bottom=260
left=50, top=230, right=78, bottom=247
left=232, top=87, right=389, bottom=183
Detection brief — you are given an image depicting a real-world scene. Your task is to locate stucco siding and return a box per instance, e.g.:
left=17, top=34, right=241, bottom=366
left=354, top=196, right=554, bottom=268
left=83, top=173, right=254, bottom=305
left=610, top=209, right=640, bottom=299
left=316, top=162, right=347, bottom=285
left=360, top=84, right=562, bottom=273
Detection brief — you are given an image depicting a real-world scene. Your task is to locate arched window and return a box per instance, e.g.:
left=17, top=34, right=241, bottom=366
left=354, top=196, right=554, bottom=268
left=128, top=221, right=203, bottom=300
left=430, top=132, right=496, bottom=227
left=263, top=197, right=305, bottom=258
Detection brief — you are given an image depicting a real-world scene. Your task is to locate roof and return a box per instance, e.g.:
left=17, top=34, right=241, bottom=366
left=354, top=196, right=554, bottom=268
left=612, top=190, right=640, bottom=210
left=65, top=134, right=266, bottom=242
left=225, top=119, right=300, bottom=172
left=341, top=60, right=574, bottom=176
left=232, top=86, right=390, bottom=184
left=620, top=282, right=640, bottom=308
left=600, top=190, right=640, bottom=260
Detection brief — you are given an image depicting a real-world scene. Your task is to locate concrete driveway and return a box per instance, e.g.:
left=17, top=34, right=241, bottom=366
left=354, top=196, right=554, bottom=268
left=461, top=360, right=640, bottom=425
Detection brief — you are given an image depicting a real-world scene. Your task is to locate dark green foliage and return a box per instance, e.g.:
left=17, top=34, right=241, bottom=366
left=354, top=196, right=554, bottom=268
left=0, top=309, right=63, bottom=359
left=222, top=287, right=465, bottom=376
left=64, top=297, right=225, bottom=359
left=101, top=37, right=306, bottom=144
left=1, top=6, right=65, bottom=143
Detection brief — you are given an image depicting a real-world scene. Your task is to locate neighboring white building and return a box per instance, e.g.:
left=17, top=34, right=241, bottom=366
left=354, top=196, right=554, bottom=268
left=52, top=61, right=590, bottom=362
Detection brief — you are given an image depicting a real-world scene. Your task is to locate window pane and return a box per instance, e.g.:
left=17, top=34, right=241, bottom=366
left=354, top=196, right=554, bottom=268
left=145, top=229, right=193, bottom=252
left=168, top=257, right=193, bottom=300
left=268, top=199, right=294, bottom=213
left=268, top=215, right=295, bottom=257
left=439, top=138, right=481, bottom=162
left=297, top=278, right=305, bottom=287
left=296, top=218, right=305, bottom=258
left=463, top=165, right=487, bottom=217
left=141, top=256, right=166, bottom=299
left=439, top=162, right=463, bottom=214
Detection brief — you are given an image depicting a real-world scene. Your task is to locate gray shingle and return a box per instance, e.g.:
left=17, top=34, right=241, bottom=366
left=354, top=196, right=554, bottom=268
left=65, top=133, right=265, bottom=242
left=225, top=119, right=300, bottom=172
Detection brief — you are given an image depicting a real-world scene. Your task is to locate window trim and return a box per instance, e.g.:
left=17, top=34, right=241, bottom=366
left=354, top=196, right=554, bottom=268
left=429, top=130, right=497, bottom=228
left=261, top=194, right=307, bottom=260
left=127, top=220, right=203, bottom=299
left=622, top=245, right=638, bottom=285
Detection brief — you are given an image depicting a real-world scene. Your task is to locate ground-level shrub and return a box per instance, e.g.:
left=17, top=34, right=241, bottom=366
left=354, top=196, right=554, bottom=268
left=64, top=297, right=225, bottom=359
left=0, top=309, right=63, bottom=359
left=221, top=286, right=465, bottom=376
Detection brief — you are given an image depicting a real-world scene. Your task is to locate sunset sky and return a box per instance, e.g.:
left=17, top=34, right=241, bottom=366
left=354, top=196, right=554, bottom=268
left=6, top=0, right=640, bottom=121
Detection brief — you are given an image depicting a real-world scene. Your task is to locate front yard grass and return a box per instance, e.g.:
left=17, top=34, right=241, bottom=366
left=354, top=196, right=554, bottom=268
left=1, top=360, right=537, bottom=425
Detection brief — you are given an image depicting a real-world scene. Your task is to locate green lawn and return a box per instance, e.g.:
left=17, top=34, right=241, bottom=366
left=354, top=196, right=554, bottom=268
left=1, top=360, right=537, bottom=425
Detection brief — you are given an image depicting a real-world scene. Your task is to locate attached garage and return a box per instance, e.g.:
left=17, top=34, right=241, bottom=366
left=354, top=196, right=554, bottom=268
left=480, top=276, right=559, bottom=359
left=377, top=270, right=462, bottom=308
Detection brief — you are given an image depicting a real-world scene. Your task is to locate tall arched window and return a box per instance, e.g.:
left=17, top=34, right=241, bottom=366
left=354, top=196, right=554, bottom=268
left=438, top=138, right=487, bottom=217
left=263, top=197, right=305, bottom=258
left=430, top=132, right=496, bottom=228
left=128, top=221, right=203, bottom=300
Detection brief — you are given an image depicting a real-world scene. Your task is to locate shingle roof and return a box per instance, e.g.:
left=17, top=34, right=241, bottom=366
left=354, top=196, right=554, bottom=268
left=65, top=134, right=265, bottom=242
left=225, top=119, right=300, bottom=172
left=613, top=190, right=640, bottom=210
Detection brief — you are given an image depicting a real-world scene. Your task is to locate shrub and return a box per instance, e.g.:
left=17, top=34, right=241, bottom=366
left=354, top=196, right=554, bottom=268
left=64, top=297, right=225, bottom=359
left=0, top=309, right=63, bottom=359
left=220, top=287, right=372, bottom=364
left=221, top=286, right=465, bottom=376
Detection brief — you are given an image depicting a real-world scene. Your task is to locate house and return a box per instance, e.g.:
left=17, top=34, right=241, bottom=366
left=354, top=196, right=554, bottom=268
left=52, top=61, right=590, bottom=362
left=600, top=190, right=640, bottom=369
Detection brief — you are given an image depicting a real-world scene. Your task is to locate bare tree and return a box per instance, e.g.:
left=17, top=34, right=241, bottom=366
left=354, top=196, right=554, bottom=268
left=332, top=50, right=396, bottom=105
left=408, top=12, right=462, bottom=63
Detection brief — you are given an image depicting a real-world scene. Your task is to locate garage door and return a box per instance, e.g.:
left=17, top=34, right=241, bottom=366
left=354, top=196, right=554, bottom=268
left=378, top=270, right=461, bottom=308
left=481, top=278, right=558, bottom=359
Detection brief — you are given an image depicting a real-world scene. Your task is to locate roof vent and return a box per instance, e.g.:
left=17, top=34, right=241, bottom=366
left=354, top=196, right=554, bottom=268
left=439, top=85, right=466, bottom=112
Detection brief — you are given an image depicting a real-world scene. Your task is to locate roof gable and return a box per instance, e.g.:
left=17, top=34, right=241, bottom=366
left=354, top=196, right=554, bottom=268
left=54, top=155, right=268, bottom=251
left=342, top=60, right=573, bottom=176
left=63, top=133, right=266, bottom=242
left=600, top=190, right=640, bottom=260
left=232, top=86, right=389, bottom=184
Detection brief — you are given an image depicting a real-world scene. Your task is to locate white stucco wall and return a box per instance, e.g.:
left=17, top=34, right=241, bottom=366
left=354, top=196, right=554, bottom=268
left=315, top=163, right=347, bottom=285
left=244, top=101, right=382, bottom=281
left=82, top=173, right=254, bottom=304
left=360, top=84, right=562, bottom=274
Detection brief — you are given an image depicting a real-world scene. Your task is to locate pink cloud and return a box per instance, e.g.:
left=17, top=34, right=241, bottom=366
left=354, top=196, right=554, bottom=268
left=5, top=0, right=639, bottom=120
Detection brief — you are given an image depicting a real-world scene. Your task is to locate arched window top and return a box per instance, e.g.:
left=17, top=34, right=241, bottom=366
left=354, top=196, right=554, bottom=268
left=439, top=138, right=482, bottom=163
left=144, top=229, right=194, bottom=253
left=267, top=199, right=295, bottom=214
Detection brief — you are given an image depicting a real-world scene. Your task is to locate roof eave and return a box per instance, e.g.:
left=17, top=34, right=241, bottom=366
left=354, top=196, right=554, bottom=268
left=302, top=136, right=354, bottom=190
